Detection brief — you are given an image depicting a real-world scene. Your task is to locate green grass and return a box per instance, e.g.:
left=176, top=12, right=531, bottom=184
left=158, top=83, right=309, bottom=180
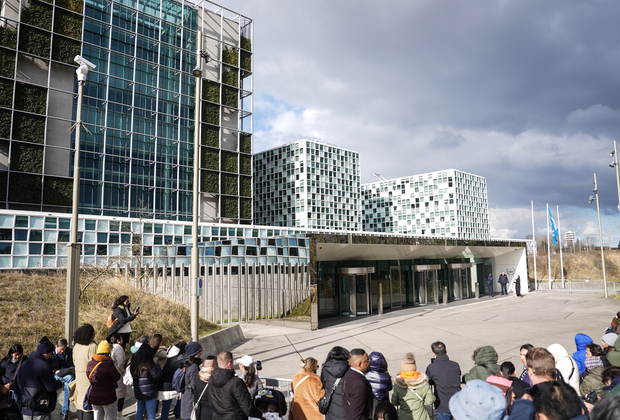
left=286, top=296, right=311, bottom=318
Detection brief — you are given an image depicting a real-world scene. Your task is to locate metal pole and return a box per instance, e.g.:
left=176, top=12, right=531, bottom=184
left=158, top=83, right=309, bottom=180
left=594, top=174, right=608, bottom=298
left=65, top=78, right=85, bottom=341
left=531, top=201, right=538, bottom=290
left=557, top=205, right=565, bottom=289
left=190, top=31, right=202, bottom=341
left=614, top=141, right=620, bottom=213
left=547, top=203, right=551, bottom=288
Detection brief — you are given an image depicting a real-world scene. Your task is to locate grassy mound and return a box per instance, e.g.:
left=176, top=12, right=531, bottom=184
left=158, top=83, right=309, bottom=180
left=528, top=252, right=620, bottom=281
left=0, top=272, right=220, bottom=354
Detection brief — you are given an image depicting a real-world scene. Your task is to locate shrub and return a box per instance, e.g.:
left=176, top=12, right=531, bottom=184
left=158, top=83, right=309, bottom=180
left=240, top=198, right=251, bottom=219
left=201, top=124, right=219, bottom=147
left=18, top=27, right=50, bottom=58
left=0, top=110, right=10, bottom=139
left=21, top=1, right=53, bottom=31
left=222, top=173, right=237, bottom=196
left=200, top=170, right=218, bottom=194
left=222, top=86, right=237, bottom=108
left=239, top=154, right=251, bottom=176
left=0, top=78, right=13, bottom=108
left=240, top=35, right=251, bottom=51
left=221, top=46, right=238, bottom=66
left=54, top=9, right=83, bottom=40
left=240, top=176, right=251, bottom=197
left=52, top=36, right=81, bottom=65
left=56, top=0, right=83, bottom=14
left=221, top=151, right=237, bottom=173
left=14, top=83, right=47, bottom=115
left=221, top=196, right=237, bottom=218
left=202, top=103, right=219, bottom=125
left=0, top=27, right=18, bottom=50
left=0, top=49, right=16, bottom=79
left=12, top=112, right=46, bottom=144
left=222, top=66, right=238, bottom=87
left=43, top=176, right=72, bottom=206
left=239, top=132, right=252, bottom=154
left=201, top=147, right=218, bottom=170
left=11, top=143, right=43, bottom=173
left=240, top=50, right=251, bottom=72
left=8, top=172, right=41, bottom=203
left=202, top=80, right=219, bottom=103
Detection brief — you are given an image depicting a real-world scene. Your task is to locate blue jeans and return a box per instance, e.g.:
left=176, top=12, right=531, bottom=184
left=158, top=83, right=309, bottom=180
left=436, top=413, right=452, bottom=420
left=160, top=399, right=174, bottom=420
left=173, top=400, right=181, bottom=418
left=136, top=399, right=157, bottom=420
left=55, top=374, right=74, bottom=415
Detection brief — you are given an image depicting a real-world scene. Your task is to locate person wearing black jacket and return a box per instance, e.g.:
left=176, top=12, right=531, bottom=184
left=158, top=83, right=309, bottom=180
left=50, top=338, right=74, bottom=420
left=499, top=272, right=509, bottom=295
left=425, top=341, right=461, bottom=420
left=17, top=336, right=62, bottom=420
left=206, top=352, right=264, bottom=420
left=106, top=295, right=140, bottom=348
left=320, top=346, right=350, bottom=420
left=0, top=343, right=28, bottom=407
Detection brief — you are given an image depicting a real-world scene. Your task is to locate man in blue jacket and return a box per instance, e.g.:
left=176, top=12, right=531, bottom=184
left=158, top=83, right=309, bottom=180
left=425, top=341, right=461, bottom=420
left=487, top=273, right=494, bottom=297
left=572, top=333, right=593, bottom=376
left=17, top=336, right=62, bottom=420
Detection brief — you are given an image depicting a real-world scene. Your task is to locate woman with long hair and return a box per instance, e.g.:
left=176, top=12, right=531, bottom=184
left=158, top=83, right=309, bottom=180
left=236, top=355, right=263, bottom=399
left=130, top=343, right=162, bottom=420
left=193, top=356, right=216, bottom=420
left=0, top=343, right=27, bottom=407
left=73, top=324, right=98, bottom=420
left=320, top=346, right=350, bottom=420
left=106, top=296, right=140, bottom=349
left=289, top=357, right=325, bottom=420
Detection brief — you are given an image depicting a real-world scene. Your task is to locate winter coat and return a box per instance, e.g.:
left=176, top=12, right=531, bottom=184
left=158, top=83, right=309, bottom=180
left=486, top=275, right=493, bottom=284
left=193, top=371, right=213, bottom=420
left=289, top=369, right=325, bottom=420
left=463, top=346, right=501, bottom=383
left=425, top=355, right=461, bottom=415
left=158, top=352, right=187, bottom=400
left=50, top=347, right=74, bottom=372
left=365, top=352, right=392, bottom=402
left=579, top=367, right=609, bottom=398
left=111, top=343, right=127, bottom=399
left=498, top=274, right=508, bottom=285
left=342, top=368, right=374, bottom=420
left=0, top=354, right=27, bottom=385
left=17, top=351, right=62, bottom=416
left=606, top=337, right=620, bottom=367
left=320, top=359, right=349, bottom=420
left=153, top=346, right=168, bottom=370
left=134, top=361, right=163, bottom=400
left=237, top=370, right=264, bottom=399
left=86, top=354, right=121, bottom=406
left=572, top=334, right=593, bottom=375
left=106, top=304, right=137, bottom=339
left=206, top=367, right=263, bottom=420
left=548, top=344, right=580, bottom=394
left=73, top=341, right=98, bottom=412
left=180, top=358, right=202, bottom=420
left=391, top=371, right=435, bottom=420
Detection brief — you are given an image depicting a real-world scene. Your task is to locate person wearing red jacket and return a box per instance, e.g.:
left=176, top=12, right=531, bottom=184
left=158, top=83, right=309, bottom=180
left=87, top=341, right=121, bottom=420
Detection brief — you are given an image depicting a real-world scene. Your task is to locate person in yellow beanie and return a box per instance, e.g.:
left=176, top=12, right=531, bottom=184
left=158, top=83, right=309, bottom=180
left=391, top=352, right=435, bottom=420
left=86, top=340, right=121, bottom=420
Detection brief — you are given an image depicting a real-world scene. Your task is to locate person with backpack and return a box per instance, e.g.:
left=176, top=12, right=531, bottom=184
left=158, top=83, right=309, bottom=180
left=130, top=343, right=163, bottom=420
left=391, top=352, right=435, bottom=420
left=106, top=296, right=140, bottom=349
left=548, top=344, right=580, bottom=394
left=180, top=342, right=202, bottom=420
left=158, top=342, right=188, bottom=420
left=87, top=341, right=121, bottom=420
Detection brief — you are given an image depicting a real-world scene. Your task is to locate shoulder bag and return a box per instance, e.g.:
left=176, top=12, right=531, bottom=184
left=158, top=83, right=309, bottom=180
left=190, top=384, right=208, bottom=420
left=318, top=377, right=341, bottom=415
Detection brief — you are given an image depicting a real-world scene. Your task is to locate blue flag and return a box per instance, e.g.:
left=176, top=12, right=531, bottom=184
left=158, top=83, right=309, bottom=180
left=549, top=208, right=558, bottom=246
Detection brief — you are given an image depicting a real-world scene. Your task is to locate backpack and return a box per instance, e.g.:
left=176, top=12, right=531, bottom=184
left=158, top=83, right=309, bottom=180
left=172, top=367, right=186, bottom=393
left=106, top=313, right=116, bottom=328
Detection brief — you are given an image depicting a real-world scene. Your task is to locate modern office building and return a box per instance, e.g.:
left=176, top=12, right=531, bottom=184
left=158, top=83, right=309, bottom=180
left=0, top=0, right=253, bottom=223
left=566, top=231, right=575, bottom=249
left=253, top=140, right=361, bottom=230
left=361, top=169, right=490, bottom=239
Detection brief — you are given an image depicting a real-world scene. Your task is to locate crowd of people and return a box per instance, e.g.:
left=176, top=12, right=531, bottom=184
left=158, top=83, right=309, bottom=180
left=2, top=296, right=620, bottom=420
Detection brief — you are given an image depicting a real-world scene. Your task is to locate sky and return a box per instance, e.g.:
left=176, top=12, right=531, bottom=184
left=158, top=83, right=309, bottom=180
left=222, top=0, right=620, bottom=243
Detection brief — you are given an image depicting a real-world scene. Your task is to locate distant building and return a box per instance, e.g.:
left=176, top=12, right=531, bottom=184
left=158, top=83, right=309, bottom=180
left=566, top=231, right=576, bottom=248
left=253, top=140, right=361, bottom=230
left=361, top=169, right=489, bottom=239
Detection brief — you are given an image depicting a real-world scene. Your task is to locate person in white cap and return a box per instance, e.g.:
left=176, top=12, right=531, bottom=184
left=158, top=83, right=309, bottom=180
left=236, top=354, right=263, bottom=399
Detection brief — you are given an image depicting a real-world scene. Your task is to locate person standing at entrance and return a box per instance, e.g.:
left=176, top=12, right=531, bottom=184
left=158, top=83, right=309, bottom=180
left=498, top=272, right=508, bottom=295
left=486, top=273, right=494, bottom=297
left=514, top=275, right=523, bottom=298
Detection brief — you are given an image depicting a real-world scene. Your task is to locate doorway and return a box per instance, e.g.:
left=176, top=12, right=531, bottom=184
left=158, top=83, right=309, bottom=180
left=337, top=267, right=373, bottom=317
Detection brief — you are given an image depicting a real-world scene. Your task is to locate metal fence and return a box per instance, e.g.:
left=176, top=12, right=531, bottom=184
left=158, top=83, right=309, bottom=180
left=532, top=279, right=619, bottom=294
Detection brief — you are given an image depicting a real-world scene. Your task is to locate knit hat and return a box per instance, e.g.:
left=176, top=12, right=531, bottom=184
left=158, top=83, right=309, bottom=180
left=603, top=333, right=618, bottom=347
left=449, top=379, right=507, bottom=420
left=185, top=341, right=202, bottom=357
left=37, top=336, right=55, bottom=354
left=97, top=340, right=111, bottom=354
left=401, top=352, right=417, bottom=372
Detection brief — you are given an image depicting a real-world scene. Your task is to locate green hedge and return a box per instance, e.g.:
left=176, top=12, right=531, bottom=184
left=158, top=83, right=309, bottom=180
left=0, top=28, right=18, bottom=50
left=201, top=124, right=219, bottom=147
left=240, top=51, right=251, bottom=72
left=12, top=112, right=46, bottom=144
left=221, top=196, right=238, bottom=218
left=43, top=176, right=72, bottom=206
left=0, top=78, right=13, bottom=108
left=221, top=46, right=238, bottom=67
left=201, top=147, right=218, bottom=170
left=54, top=9, right=82, bottom=40
left=19, top=27, right=51, bottom=58
left=201, top=170, right=218, bottom=194
left=0, top=110, right=10, bottom=138
left=56, top=0, right=83, bottom=13
left=221, top=151, right=237, bottom=173
left=239, top=154, right=251, bottom=176
left=0, top=50, right=16, bottom=79
left=15, top=83, right=47, bottom=115
left=202, top=80, right=219, bottom=103
left=222, top=173, right=237, bottom=196
left=11, top=142, right=43, bottom=173
left=222, top=86, right=237, bottom=108
left=21, top=1, right=53, bottom=31
left=52, top=36, right=81, bottom=65
left=240, top=198, right=251, bottom=220
left=202, top=102, right=219, bottom=125
left=222, top=66, right=238, bottom=87
left=240, top=176, right=251, bottom=197
left=8, top=172, right=41, bottom=203
left=239, top=133, right=251, bottom=154
left=240, top=35, right=251, bottom=52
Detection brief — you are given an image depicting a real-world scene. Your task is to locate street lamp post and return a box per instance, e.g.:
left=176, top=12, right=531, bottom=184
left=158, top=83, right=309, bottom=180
left=65, top=55, right=96, bottom=341
left=610, top=141, right=620, bottom=213
left=589, top=173, right=608, bottom=298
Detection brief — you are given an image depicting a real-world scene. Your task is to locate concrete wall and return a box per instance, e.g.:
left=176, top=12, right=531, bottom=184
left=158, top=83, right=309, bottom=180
left=488, top=247, right=528, bottom=294
left=198, top=324, right=245, bottom=357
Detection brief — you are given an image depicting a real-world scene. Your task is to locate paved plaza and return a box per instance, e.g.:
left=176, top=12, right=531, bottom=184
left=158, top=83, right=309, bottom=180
left=229, top=291, right=620, bottom=380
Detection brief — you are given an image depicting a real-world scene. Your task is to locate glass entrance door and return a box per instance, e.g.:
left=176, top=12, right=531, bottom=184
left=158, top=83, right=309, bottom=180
left=414, top=271, right=426, bottom=304
left=355, top=275, right=368, bottom=315
left=426, top=270, right=436, bottom=304
left=390, top=266, right=402, bottom=308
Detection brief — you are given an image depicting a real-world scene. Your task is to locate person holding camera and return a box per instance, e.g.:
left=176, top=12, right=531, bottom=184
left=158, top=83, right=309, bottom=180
left=106, top=296, right=140, bottom=349
left=236, top=355, right=263, bottom=400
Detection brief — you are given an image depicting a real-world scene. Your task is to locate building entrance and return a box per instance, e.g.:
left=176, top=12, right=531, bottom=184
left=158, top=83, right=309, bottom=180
left=413, top=264, right=441, bottom=305
left=338, top=267, right=373, bottom=317
left=448, top=263, right=474, bottom=301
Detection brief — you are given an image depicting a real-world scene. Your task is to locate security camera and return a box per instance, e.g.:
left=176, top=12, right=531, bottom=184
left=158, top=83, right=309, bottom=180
left=611, top=162, right=616, bottom=168
left=192, top=66, right=202, bottom=78
left=74, top=55, right=96, bottom=71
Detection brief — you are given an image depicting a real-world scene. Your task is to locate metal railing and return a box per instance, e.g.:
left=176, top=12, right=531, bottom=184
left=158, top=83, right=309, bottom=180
left=532, top=279, right=619, bottom=294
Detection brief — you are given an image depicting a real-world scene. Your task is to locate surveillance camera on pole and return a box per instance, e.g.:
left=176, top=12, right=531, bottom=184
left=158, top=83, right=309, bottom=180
left=74, top=55, right=96, bottom=81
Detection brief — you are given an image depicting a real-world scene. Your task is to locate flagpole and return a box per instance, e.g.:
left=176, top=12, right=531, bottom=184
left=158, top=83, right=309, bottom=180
left=531, top=201, right=538, bottom=290
left=557, top=205, right=565, bottom=289
left=547, top=203, right=551, bottom=288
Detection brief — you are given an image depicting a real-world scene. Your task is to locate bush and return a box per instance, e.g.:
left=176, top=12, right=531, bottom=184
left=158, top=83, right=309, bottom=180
left=222, top=86, right=237, bottom=108
left=221, top=151, right=237, bottom=173
left=0, top=49, right=16, bottom=79
left=221, top=46, right=238, bottom=67
left=12, top=112, right=46, bottom=144
left=56, top=0, right=83, bottom=14
left=239, top=132, right=252, bottom=154
left=8, top=172, right=41, bottom=203
left=201, top=147, right=218, bottom=170
left=0, top=27, right=18, bottom=50
left=240, top=35, right=251, bottom=51
left=201, top=170, right=218, bottom=194
left=239, top=154, right=251, bottom=176
left=0, top=110, right=10, bottom=139
left=54, top=9, right=83, bottom=40
left=240, top=198, right=251, bottom=220
left=201, top=124, right=219, bottom=147
left=11, top=143, right=43, bottom=173
left=52, top=36, right=81, bottom=65
left=14, top=83, right=47, bottom=115
left=222, top=66, right=238, bottom=87
left=240, top=50, right=251, bottom=72
left=202, top=103, right=219, bottom=125
left=18, top=27, right=51, bottom=58
left=21, top=1, right=53, bottom=31
left=221, top=196, right=237, bottom=218
left=0, top=78, right=13, bottom=108
left=43, top=176, right=72, bottom=206
left=202, top=80, right=219, bottom=103
left=222, top=173, right=237, bottom=196
left=240, top=176, right=251, bottom=197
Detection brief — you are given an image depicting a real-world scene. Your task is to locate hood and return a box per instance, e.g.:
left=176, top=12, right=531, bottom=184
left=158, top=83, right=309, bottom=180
left=208, top=367, right=236, bottom=388
left=322, top=359, right=349, bottom=379
left=615, top=337, right=620, bottom=349
left=474, top=346, right=498, bottom=366
left=395, top=371, right=428, bottom=389
left=369, top=352, right=388, bottom=373
left=575, top=334, right=593, bottom=351
left=548, top=344, right=569, bottom=361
